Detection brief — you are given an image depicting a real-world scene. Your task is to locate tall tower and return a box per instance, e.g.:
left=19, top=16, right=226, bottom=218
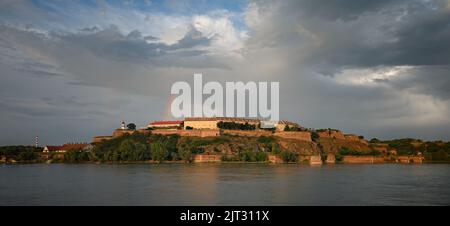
left=121, top=121, right=126, bottom=130
left=35, top=136, right=39, bottom=148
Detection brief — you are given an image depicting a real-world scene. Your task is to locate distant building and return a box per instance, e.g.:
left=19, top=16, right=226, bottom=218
left=92, top=121, right=135, bottom=143
left=148, top=120, right=183, bottom=130
left=43, top=143, right=90, bottom=153
left=260, top=120, right=301, bottom=131
left=43, top=145, right=65, bottom=153
left=260, top=121, right=278, bottom=129
left=43, top=143, right=90, bottom=159
left=184, top=117, right=220, bottom=129
left=276, top=120, right=301, bottom=131
left=184, top=117, right=260, bottom=130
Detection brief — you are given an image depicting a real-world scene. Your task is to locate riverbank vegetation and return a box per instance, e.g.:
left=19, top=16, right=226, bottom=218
left=0, top=146, right=42, bottom=163
left=369, top=138, right=450, bottom=162
left=1, top=134, right=450, bottom=164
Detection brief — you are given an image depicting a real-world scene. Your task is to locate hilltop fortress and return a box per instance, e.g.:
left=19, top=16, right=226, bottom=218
left=93, top=117, right=308, bottom=142
left=91, top=117, right=424, bottom=164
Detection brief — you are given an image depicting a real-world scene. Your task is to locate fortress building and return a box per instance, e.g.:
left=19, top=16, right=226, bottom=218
left=92, top=121, right=135, bottom=143
left=183, top=117, right=260, bottom=130
left=148, top=121, right=183, bottom=130
left=93, top=118, right=306, bottom=142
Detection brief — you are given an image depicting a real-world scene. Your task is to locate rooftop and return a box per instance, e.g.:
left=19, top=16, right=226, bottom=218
left=149, top=120, right=183, bottom=125
left=184, top=117, right=260, bottom=122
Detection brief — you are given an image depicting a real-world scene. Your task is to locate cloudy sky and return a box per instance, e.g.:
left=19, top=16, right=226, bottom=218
left=1, top=0, right=450, bottom=145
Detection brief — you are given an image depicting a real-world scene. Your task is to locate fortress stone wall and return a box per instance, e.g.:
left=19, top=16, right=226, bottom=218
left=326, top=154, right=336, bottom=164
left=317, top=130, right=346, bottom=139
left=268, top=155, right=283, bottom=164
left=274, top=131, right=312, bottom=142
left=342, top=156, right=387, bottom=164
left=222, top=130, right=273, bottom=137
left=309, top=155, right=323, bottom=165
left=397, top=156, right=424, bottom=163
left=193, top=154, right=222, bottom=163
left=151, top=129, right=220, bottom=137
left=112, top=129, right=134, bottom=137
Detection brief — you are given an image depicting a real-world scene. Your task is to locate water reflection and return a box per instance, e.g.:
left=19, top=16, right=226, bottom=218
left=0, top=164, right=449, bottom=205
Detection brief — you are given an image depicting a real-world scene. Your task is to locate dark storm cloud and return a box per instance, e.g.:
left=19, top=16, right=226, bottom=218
left=244, top=0, right=450, bottom=140
left=58, top=25, right=211, bottom=63
left=388, top=66, right=450, bottom=100
left=292, top=0, right=395, bottom=21
left=250, top=0, right=450, bottom=70
left=1, top=0, right=450, bottom=144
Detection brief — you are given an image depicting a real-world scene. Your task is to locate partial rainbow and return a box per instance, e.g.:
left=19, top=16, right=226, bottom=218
left=163, top=94, right=177, bottom=120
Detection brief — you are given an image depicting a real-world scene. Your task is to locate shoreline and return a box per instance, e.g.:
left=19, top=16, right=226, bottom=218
left=2, top=161, right=450, bottom=165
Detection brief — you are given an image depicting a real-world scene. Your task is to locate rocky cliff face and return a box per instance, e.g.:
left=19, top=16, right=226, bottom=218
left=316, top=137, right=371, bottom=154
left=178, top=129, right=371, bottom=157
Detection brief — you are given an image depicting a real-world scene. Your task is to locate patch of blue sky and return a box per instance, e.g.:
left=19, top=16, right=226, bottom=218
left=27, top=0, right=250, bottom=33
left=105, top=0, right=250, bottom=30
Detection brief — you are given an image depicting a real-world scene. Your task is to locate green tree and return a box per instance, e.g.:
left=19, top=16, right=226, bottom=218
left=18, top=150, right=38, bottom=161
left=257, top=136, right=276, bottom=144
left=271, top=143, right=281, bottom=155
left=311, top=132, right=319, bottom=141
left=127, top=123, right=136, bottom=130
left=119, top=139, right=135, bottom=161
left=134, top=142, right=150, bottom=161
left=370, top=138, right=381, bottom=143
left=255, top=151, right=268, bottom=162
left=280, top=151, right=298, bottom=163
left=151, top=141, right=169, bottom=163
left=177, top=143, right=192, bottom=162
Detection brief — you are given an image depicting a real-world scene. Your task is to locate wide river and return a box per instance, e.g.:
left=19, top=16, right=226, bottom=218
left=1, top=163, right=449, bottom=205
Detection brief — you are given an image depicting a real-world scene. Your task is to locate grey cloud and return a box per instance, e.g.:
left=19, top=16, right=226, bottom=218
left=290, top=0, right=395, bottom=21
left=2, top=0, right=450, bottom=145
left=250, top=0, right=450, bottom=70
left=244, top=0, right=450, bottom=140
left=57, top=25, right=216, bottom=65
left=388, top=66, right=450, bottom=100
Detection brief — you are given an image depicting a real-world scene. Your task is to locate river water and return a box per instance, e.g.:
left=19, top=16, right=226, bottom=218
left=1, top=163, right=449, bottom=205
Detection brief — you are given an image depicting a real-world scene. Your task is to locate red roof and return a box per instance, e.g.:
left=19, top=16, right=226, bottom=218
left=45, top=146, right=63, bottom=151
left=61, top=143, right=89, bottom=150
left=149, top=121, right=183, bottom=125
left=44, top=143, right=89, bottom=152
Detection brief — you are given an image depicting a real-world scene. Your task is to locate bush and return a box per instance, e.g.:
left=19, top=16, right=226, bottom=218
left=257, top=136, right=276, bottom=144
left=151, top=141, right=169, bottom=163
left=271, top=143, right=281, bottom=155
left=339, top=147, right=381, bottom=156
left=177, top=142, right=192, bottom=162
left=127, top=123, right=136, bottom=130
left=284, top=125, right=302, bottom=131
left=429, top=150, right=449, bottom=161
left=239, top=150, right=268, bottom=162
left=280, top=151, right=298, bottom=163
left=18, top=150, right=39, bottom=161
left=64, top=149, right=90, bottom=163
left=339, top=147, right=362, bottom=156
left=0, top=146, right=41, bottom=162
left=217, top=121, right=256, bottom=130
